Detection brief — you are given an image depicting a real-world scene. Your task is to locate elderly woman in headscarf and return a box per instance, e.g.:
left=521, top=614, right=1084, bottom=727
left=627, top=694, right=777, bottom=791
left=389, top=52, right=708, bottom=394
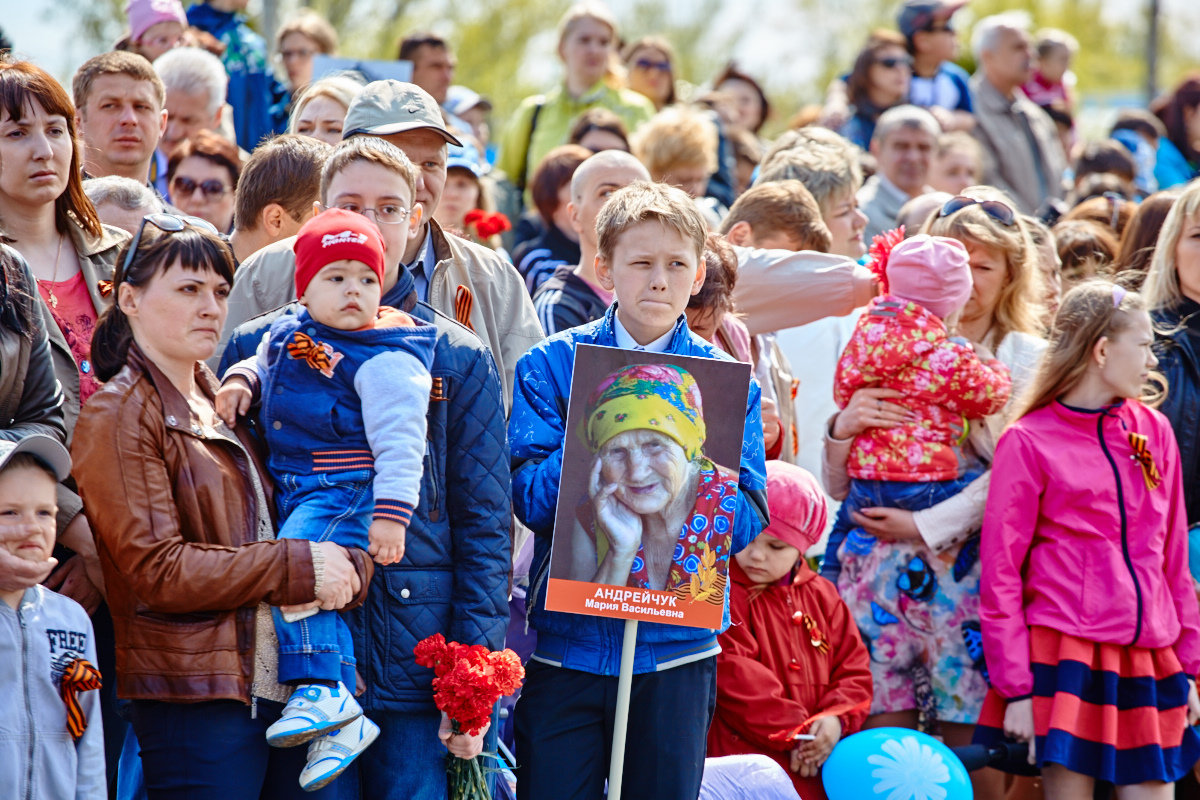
left=570, top=363, right=738, bottom=592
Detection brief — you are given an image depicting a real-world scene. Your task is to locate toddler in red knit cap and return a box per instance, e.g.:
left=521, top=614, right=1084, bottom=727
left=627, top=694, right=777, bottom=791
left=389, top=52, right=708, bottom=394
left=216, top=208, right=437, bottom=791
left=708, top=461, right=873, bottom=800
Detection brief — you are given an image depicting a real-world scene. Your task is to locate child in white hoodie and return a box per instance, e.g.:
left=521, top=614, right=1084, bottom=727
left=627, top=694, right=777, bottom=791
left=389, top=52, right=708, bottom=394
left=0, top=435, right=104, bottom=800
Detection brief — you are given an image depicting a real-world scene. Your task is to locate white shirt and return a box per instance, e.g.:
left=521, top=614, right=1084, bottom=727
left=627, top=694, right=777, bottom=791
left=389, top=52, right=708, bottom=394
left=612, top=312, right=674, bottom=353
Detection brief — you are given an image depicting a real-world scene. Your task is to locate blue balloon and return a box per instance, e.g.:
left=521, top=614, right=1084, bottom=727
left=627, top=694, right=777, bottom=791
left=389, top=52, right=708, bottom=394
left=822, top=727, right=972, bottom=800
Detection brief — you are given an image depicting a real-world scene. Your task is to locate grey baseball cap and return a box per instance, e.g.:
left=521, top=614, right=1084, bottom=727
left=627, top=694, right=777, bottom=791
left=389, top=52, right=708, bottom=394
left=342, top=80, right=464, bottom=146
left=0, top=434, right=71, bottom=481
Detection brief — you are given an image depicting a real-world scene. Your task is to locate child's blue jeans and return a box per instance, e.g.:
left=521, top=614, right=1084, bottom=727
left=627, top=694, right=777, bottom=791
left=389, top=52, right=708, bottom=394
left=819, top=471, right=980, bottom=584
left=273, top=469, right=373, bottom=687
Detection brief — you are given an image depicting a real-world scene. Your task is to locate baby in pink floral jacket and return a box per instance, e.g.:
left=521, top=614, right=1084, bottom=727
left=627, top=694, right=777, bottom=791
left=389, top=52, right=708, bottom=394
left=833, top=235, right=1011, bottom=482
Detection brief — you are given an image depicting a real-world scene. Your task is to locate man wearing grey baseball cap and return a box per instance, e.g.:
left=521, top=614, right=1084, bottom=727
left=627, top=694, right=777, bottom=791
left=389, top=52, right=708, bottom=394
left=220, top=80, right=541, bottom=406
left=339, top=80, right=542, bottom=404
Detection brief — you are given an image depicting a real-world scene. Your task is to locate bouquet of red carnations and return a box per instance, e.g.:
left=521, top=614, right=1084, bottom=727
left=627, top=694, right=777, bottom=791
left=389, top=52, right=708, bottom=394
left=414, top=633, right=525, bottom=799
left=463, top=209, right=512, bottom=242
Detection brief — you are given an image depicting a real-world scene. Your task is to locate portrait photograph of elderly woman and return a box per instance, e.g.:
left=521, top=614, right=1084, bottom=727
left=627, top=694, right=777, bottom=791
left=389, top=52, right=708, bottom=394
left=546, top=345, right=750, bottom=622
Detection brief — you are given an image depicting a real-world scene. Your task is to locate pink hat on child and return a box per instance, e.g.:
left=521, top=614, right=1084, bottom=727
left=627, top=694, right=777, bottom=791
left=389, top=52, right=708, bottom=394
left=885, top=234, right=973, bottom=320
left=126, top=0, right=187, bottom=44
left=762, top=462, right=829, bottom=553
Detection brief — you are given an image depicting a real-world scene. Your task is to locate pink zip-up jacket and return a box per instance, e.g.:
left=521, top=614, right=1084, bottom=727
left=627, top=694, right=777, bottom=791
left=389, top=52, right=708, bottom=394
left=981, top=399, right=1200, bottom=700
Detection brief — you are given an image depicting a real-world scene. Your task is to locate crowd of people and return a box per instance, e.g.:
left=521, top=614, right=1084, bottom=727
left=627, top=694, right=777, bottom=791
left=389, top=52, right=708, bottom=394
left=6, top=0, right=1200, bottom=798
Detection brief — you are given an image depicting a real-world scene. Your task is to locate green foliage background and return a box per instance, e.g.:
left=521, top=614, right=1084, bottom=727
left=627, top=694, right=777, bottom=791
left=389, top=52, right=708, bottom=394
left=52, top=0, right=1200, bottom=139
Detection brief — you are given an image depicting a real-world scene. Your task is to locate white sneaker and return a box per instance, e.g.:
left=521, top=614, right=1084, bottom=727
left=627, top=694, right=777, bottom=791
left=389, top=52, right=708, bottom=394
left=299, top=715, right=380, bottom=792
left=265, top=682, right=362, bottom=749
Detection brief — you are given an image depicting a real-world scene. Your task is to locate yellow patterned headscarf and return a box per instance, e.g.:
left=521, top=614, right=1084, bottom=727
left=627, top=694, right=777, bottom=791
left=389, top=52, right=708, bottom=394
left=582, top=364, right=706, bottom=460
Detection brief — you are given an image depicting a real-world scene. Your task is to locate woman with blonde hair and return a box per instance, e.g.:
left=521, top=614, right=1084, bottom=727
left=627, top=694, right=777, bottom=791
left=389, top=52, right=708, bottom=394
left=497, top=2, right=655, bottom=198
left=287, top=75, right=363, bottom=146
left=820, top=186, right=1047, bottom=800
left=1144, top=181, right=1200, bottom=527
left=976, top=280, right=1200, bottom=796
left=632, top=106, right=719, bottom=199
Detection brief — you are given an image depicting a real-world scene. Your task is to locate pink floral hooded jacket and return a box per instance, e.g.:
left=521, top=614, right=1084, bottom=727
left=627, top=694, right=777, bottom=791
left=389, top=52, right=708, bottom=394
left=833, top=296, right=1012, bottom=481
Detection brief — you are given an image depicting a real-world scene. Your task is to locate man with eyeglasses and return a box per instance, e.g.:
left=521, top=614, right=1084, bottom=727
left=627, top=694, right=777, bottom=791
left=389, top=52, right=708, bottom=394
left=219, top=134, right=512, bottom=800
left=898, top=0, right=976, bottom=133
left=220, top=81, right=540, bottom=407
left=969, top=12, right=1067, bottom=215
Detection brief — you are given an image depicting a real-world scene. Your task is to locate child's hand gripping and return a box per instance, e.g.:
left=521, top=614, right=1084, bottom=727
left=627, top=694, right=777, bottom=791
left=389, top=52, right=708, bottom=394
left=368, top=518, right=407, bottom=565
left=214, top=376, right=253, bottom=427
left=789, top=715, right=841, bottom=777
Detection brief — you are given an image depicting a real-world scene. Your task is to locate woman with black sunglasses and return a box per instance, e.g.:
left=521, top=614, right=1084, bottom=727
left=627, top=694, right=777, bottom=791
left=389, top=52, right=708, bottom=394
left=837, top=30, right=914, bottom=151
left=820, top=186, right=1047, bottom=800
left=167, top=130, right=242, bottom=235
left=74, top=215, right=372, bottom=799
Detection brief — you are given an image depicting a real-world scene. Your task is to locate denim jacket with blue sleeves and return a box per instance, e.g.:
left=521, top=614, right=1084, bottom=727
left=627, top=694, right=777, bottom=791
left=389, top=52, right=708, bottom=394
left=509, top=304, right=769, bottom=676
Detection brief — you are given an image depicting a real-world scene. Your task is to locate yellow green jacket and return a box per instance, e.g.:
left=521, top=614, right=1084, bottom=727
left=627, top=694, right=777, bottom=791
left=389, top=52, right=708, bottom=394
left=497, top=81, right=655, bottom=196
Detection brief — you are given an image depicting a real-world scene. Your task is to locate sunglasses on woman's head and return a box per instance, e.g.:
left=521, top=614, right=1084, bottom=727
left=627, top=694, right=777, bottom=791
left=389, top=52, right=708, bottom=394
left=120, top=213, right=220, bottom=277
left=938, top=195, right=1016, bottom=227
left=171, top=175, right=230, bottom=200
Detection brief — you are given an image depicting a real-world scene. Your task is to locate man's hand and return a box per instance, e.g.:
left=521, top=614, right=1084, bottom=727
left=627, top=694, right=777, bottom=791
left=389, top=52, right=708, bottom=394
left=438, top=712, right=489, bottom=759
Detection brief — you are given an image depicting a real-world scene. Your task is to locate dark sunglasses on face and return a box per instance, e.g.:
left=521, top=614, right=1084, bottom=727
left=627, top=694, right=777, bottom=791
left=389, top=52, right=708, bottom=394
left=938, top=195, right=1017, bottom=227
left=924, top=23, right=954, bottom=33
left=876, top=56, right=914, bottom=70
left=120, top=213, right=219, bottom=278
left=634, top=58, right=671, bottom=73
left=172, top=175, right=230, bottom=200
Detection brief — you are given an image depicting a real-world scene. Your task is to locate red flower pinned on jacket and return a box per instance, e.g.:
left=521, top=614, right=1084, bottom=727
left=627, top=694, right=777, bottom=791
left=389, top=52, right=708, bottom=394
left=867, top=226, right=905, bottom=295
left=96, top=280, right=113, bottom=298
left=464, top=209, right=512, bottom=240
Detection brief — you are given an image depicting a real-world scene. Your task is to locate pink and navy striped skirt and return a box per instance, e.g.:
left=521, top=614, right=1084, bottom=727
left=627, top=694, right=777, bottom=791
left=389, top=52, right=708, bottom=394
left=974, top=626, right=1200, bottom=785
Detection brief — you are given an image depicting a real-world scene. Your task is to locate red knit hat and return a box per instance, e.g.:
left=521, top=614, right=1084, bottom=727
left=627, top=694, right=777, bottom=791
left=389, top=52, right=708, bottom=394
left=763, top=462, right=829, bottom=553
left=294, top=208, right=386, bottom=300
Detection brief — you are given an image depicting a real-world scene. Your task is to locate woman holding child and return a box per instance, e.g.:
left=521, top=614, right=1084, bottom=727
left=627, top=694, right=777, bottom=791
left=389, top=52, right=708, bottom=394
left=71, top=215, right=372, bottom=799
left=821, top=187, right=1047, bottom=799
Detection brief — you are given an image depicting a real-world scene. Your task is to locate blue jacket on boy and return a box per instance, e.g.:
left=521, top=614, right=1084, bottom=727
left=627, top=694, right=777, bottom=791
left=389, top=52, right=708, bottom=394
left=509, top=304, right=769, bottom=677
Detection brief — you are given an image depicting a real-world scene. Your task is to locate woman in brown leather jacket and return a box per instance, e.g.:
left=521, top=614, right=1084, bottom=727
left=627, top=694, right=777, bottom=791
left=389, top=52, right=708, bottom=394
left=72, top=217, right=372, bottom=799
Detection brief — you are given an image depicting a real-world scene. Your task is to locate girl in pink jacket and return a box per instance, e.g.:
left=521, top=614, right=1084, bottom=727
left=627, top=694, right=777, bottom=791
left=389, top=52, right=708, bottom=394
left=976, top=280, right=1200, bottom=793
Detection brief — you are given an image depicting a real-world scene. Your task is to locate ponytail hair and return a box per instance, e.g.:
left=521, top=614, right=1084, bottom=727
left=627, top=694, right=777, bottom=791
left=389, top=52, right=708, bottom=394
left=92, top=222, right=235, bottom=382
left=1010, top=279, right=1157, bottom=421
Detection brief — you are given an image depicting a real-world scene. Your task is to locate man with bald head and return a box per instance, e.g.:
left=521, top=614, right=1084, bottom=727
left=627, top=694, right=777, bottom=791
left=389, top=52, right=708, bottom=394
left=532, top=150, right=650, bottom=334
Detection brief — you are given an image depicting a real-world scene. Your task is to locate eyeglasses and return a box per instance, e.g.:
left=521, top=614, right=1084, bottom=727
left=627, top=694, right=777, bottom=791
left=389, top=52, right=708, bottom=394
left=924, top=23, right=954, bottom=33
left=171, top=175, right=231, bottom=200
left=876, top=56, right=914, bottom=70
left=319, top=202, right=411, bottom=226
left=634, top=58, right=671, bottom=73
left=280, top=48, right=316, bottom=61
left=938, top=195, right=1017, bottom=227
left=120, top=213, right=220, bottom=278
